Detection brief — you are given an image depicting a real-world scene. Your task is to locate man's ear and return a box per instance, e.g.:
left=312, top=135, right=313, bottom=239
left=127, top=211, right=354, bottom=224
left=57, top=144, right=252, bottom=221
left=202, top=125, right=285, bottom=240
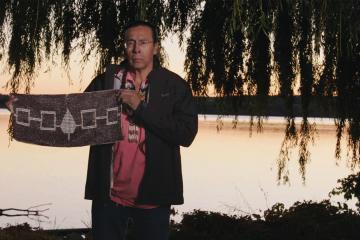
left=153, top=42, right=159, bottom=55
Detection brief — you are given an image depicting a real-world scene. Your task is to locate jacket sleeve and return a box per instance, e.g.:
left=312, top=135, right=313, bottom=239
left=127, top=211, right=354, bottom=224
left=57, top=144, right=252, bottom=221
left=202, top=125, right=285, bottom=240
left=133, top=80, right=198, bottom=147
left=0, top=94, right=9, bottom=109
left=84, top=73, right=106, bottom=92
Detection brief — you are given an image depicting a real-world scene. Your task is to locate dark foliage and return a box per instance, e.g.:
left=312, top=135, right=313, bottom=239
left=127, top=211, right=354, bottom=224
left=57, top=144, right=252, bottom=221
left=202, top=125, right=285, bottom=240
left=2, top=201, right=360, bottom=240
left=0, top=0, right=359, bottom=182
left=170, top=200, right=360, bottom=240
left=0, top=223, right=58, bottom=240
left=330, top=171, right=360, bottom=211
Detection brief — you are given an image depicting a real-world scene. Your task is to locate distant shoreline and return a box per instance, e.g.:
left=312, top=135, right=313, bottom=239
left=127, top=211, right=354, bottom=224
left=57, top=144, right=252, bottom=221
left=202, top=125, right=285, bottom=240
left=0, top=112, right=336, bottom=134
left=1, top=95, right=339, bottom=117
left=0, top=111, right=335, bottom=123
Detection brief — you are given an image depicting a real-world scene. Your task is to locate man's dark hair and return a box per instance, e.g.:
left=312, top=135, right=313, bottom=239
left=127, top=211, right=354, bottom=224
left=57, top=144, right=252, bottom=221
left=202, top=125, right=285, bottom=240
left=124, top=20, right=158, bottom=43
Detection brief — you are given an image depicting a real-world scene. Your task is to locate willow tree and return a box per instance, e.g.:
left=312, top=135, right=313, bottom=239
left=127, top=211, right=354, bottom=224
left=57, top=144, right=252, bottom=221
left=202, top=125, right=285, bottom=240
left=0, top=0, right=359, bottom=182
left=273, top=0, right=298, bottom=183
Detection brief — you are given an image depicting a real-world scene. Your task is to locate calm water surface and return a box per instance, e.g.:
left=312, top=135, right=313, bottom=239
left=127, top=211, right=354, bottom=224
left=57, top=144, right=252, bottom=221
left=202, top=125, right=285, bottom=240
left=0, top=113, right=355, bottom=229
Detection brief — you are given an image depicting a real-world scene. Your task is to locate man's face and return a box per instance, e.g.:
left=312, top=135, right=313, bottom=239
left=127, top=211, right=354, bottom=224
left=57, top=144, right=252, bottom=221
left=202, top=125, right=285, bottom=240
left=124, top=26, right=158, bottom=72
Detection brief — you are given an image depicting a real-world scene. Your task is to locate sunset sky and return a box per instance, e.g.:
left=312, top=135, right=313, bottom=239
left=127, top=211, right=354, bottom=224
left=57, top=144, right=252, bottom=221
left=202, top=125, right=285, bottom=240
left=0, top=34, right=186, bottom=95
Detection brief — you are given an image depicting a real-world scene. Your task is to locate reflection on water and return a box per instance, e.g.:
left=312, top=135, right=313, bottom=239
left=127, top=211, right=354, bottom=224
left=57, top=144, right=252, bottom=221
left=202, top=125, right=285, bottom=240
left=0, top=114, right=355, bottom=229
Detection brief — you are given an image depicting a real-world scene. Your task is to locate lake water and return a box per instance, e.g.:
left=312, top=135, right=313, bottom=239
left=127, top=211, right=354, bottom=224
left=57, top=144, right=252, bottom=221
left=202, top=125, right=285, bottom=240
left=0, top=113, right=356, bottom=229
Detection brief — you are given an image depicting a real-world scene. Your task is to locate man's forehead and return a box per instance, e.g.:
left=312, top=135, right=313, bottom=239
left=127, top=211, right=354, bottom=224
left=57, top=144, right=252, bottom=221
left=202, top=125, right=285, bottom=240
left=125, top=26, right=152, bottom=39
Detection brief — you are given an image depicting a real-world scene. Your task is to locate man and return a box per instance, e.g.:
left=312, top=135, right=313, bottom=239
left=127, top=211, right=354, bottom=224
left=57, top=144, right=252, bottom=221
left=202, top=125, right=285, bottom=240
left=85, top=21, right=198, bottom=240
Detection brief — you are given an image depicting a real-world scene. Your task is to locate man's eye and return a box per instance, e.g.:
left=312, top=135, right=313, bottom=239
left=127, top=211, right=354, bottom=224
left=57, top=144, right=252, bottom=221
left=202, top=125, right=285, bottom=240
left=125, top=40, right=135, bottom=48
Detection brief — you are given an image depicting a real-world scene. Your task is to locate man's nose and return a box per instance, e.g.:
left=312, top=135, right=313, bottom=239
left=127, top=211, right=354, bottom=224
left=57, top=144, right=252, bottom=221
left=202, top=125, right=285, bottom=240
left=132, top=42, right=141, bottom=53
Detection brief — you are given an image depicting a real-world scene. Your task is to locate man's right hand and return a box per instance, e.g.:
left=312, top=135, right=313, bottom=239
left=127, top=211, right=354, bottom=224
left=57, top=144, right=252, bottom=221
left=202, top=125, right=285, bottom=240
left=5, top=95, right=17, bottom=113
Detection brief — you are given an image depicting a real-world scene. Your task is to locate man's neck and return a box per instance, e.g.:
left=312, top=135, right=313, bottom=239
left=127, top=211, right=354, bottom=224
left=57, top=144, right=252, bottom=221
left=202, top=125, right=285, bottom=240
left=133, top=66, right=153, bottom=85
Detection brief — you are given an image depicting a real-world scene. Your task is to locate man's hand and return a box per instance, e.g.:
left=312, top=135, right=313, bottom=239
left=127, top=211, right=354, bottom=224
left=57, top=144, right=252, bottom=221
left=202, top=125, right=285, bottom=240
left=118, top=90, right=142, bottom=111
left=5, top=95, right=17, bottom=113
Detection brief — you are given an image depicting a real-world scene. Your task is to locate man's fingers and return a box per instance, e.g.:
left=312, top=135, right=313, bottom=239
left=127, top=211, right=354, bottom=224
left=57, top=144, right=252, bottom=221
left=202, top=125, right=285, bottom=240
left=6, top=95, right=18, bottom=113
left=10, top=97, right=18, bottom=103
left=120, top=90, right=136, bottom=97
left=117, top=90, right=141, bottom=111
left=116, top=91, right=123, bottom=104
left=5, top=101, right=14, bottom=113
left=117, top=90, right=132, bottom=102
left=119, top=90, right=137, bottom=101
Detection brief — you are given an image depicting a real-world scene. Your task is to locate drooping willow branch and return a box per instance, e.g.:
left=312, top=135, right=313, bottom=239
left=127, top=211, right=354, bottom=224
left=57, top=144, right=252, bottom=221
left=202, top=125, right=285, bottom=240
left=0, top=0, right=359, bottom=182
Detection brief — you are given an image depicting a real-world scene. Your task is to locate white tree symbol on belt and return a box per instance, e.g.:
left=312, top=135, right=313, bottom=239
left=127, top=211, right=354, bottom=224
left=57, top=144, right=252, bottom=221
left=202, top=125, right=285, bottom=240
left=60, top=109, right=76, bottom=141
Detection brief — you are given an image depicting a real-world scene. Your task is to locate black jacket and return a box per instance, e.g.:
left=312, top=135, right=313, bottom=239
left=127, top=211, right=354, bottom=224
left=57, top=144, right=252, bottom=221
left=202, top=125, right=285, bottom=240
left=0, top=94, right=9, bottom=109
left=84, top=65, right=198, bottom=205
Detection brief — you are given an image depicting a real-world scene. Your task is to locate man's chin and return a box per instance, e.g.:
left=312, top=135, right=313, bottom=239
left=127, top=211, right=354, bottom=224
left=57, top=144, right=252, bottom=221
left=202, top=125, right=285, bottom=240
left=130, top=63, right=146, bottom=70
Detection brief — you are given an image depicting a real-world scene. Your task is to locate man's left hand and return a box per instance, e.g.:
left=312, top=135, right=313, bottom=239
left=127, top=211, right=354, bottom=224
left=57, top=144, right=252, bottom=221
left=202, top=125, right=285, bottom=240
left=118, top=90, right=141, bottom=110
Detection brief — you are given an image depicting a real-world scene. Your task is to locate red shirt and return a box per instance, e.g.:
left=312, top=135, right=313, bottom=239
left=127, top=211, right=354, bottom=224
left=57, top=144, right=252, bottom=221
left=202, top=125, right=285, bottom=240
left=110, top=71, right=157, bottom=209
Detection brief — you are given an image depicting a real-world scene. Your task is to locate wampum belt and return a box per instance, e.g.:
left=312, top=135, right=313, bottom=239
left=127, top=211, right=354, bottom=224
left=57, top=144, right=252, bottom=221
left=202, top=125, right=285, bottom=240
left=11, top=90, right=123, bottom=147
